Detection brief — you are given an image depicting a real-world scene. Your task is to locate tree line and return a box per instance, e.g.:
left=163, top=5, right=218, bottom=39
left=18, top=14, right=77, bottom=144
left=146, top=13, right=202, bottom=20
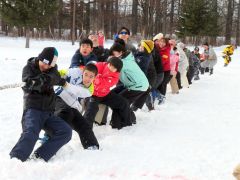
left=0, top=0, right=239, bottom=47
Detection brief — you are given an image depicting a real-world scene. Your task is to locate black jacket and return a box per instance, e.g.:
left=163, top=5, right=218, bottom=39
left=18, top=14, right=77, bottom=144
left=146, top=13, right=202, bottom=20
left=92, top=46, right=109, bottom=62
left=152, top=45, right=164, bottom=74
left=147, top=56, right=157, bottom=87
left=22, top=58, right=65, bottom=111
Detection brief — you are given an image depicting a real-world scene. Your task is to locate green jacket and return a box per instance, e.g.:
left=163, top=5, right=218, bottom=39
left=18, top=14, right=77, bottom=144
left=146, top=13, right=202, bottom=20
left=120, top=52, right=149, bottom=91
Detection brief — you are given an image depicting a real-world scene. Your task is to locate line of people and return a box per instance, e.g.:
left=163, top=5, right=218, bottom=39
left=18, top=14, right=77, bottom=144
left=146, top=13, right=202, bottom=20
left=10, top=27, right=218, bottom=162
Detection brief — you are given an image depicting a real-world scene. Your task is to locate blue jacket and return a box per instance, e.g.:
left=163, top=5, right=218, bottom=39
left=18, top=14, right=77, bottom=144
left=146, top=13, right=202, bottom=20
left=120, top=52, right=149, bottom=91
left=70, top=49, right=97, bottom=68
left=134, top=51, right=151, bottom=74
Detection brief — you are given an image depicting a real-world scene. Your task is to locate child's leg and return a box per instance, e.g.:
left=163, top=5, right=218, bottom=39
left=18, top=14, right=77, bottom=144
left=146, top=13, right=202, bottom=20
left=10, top=109, right=45, bottom=161
left=84, top=97, right=100, bottom=128
left=103, top=91, right=132, bottom=128
left=71, top=109, right=99, bottom=149
left=34, top=114, right=72, bottom=162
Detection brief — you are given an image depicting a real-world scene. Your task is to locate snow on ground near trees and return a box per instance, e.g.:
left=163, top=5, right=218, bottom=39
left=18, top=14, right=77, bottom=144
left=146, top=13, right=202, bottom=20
left=0, top=37, right=240, bottom=180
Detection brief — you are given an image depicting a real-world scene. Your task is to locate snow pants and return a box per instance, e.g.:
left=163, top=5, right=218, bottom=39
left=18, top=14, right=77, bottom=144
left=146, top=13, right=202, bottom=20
left=10, top=108, right=72, bottom=162
left=170, top=74, right=179, bottom=94
left=84, top=91, right=132, bottom=129
left=54, top=97, right=99, bottom=149
left=158, top=71, right=172, bottom=96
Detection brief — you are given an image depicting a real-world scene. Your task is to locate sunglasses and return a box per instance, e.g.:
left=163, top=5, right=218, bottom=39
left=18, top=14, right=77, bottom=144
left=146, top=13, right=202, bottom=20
left=119, top=31, right=128, bottom=35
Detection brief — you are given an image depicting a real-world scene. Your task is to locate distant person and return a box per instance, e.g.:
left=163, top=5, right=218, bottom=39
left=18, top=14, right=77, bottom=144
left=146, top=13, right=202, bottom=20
left=97, top=30, right=105, bottom=48
left=117, top=26, right=137, bottom=53
left=9, top=47, right=72, bottom=162
left=88, top=33, right=109, bottom=62
left=200, top=42, right=217, bottom=75
left=222, top=44, right=234, bottom=67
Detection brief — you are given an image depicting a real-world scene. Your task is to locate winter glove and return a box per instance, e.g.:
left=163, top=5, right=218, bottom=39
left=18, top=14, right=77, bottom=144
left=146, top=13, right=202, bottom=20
left=25, top=74, right=52, bottom=94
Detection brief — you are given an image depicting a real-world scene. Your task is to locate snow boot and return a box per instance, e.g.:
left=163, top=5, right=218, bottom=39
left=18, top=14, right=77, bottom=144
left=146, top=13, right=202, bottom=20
left=209, top=68, right=213, bottom=75
left=205, top=67, right=209, bottom=72
left=194, top=75, right=200, bottom=80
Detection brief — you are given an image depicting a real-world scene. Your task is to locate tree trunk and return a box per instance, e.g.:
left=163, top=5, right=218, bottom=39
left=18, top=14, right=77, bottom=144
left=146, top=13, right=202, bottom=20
left=58, top=0, right=63, bottom=39
left=154, top=0, right=162, bottom=34
left=25, top=28, right=30, bottom=48
left=225, top=0, right=234, bottom=44
left=170, top=0, right=175, bottom=35
left=71, top=0, right=76, bottom=45
left=236, top=1, right=240, bottom=46
left=85, top=1, right=90, bottom=35
left=132, top=0, right=138, bottom=35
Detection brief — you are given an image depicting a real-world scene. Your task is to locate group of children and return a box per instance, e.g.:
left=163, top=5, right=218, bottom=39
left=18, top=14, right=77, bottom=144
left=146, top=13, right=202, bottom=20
left=10, top=27, right=219, bottom=162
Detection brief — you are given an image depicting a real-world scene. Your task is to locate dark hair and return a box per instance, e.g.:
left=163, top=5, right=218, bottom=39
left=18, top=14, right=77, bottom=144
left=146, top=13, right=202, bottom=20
left=80, top=38, right=93, bottom=48
left=203, top=42, right=209, bottom=47
left=160, top=38, right=169, bottom=45
left=118, top=27, right=130, bottom=35
left=109, top=38, right=126, bottom=55
left=84, top=63, right=98, bottom=76
left=108, top=57, right=123, bottom=72
left=194, top=46, right=199, bottom=51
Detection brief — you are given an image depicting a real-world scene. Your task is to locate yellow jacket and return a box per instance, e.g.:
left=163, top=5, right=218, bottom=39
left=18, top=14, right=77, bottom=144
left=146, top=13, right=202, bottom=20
left=223, top=45, right=234, bottom=56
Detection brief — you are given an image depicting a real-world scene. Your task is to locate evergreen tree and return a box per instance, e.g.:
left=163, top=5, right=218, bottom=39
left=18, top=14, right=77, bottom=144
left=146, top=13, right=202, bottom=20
left=0, top=0, right=59, bottom=48
left=205, top=0, right=220, bottom=44
left=177, top=0, right=217, bottom=43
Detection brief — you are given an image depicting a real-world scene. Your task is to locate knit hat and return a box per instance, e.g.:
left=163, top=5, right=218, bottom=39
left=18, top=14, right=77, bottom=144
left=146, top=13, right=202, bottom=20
left=153, top=33, right=164, bottom=41
left=141, top=40, right=154, bottom=53
left=38, top=47, right=58, bottom=67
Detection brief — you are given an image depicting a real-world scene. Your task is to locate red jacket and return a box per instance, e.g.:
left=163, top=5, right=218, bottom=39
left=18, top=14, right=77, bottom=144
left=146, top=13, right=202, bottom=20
left=93, top=62, right=120, bottom=97
left=159, top=44, right=171, bottom=71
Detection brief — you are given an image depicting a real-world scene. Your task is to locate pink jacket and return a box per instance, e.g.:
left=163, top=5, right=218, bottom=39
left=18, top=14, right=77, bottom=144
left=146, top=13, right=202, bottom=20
left=170, top=52, right=179, bottom=73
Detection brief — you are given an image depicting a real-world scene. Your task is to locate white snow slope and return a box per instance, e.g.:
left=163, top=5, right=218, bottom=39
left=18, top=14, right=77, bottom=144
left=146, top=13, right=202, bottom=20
left=0, top=37, right=240, bottom=180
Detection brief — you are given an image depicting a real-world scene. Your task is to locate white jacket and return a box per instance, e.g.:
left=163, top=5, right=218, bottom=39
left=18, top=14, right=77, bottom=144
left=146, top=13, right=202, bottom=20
left=177, top=43, right=189, bottom=74
left=55, top=67, right=93, bottom=112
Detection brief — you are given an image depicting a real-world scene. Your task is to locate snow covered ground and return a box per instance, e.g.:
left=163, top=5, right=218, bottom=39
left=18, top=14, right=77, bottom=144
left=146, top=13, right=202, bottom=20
left=0, top=37, right=240, bottom=180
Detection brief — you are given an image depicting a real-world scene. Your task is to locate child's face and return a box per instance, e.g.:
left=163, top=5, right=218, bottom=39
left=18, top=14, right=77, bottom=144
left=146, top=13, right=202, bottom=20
left=202, top=45, right=208, bottom=50
left=158, top=39, right=166, bottom=48
left=39, top=61, right=52, bottom=72
left=138, top=45, right=145, bottom=52
left=111, top=51, right=122, bottom=58
left=108, top=63, right=117, bottom=72
left=82, top=69, right=96, bottom=87
left=80, top=44, right=93, bottom=56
